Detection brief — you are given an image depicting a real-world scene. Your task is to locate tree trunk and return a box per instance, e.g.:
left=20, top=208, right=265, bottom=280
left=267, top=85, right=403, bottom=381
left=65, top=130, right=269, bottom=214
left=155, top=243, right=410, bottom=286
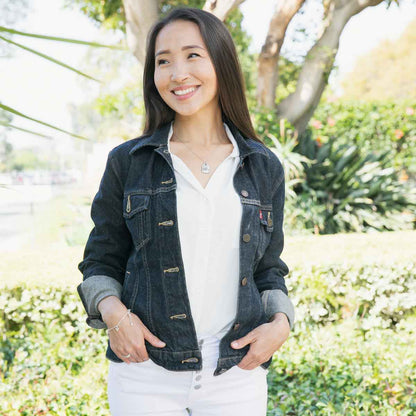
left=203, top=0, right=246, bottom=20
left=257, top=0, right=305, bottom=109
left=122, top=0, right=160, bottom=67
left=122, top=0, right=243, bottom=66
left=276, top=0, right=384, bottom=135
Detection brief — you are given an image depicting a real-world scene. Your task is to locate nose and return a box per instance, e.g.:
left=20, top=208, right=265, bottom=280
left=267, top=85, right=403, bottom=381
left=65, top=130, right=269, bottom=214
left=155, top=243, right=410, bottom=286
left=171, top=72, right=190, bottom=83
left=170, top=63, right=190, bottom=83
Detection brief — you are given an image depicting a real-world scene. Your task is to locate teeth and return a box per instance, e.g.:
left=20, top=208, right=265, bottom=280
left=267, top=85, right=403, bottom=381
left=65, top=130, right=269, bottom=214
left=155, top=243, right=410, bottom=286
left=173, top=87, right=197, bottom=96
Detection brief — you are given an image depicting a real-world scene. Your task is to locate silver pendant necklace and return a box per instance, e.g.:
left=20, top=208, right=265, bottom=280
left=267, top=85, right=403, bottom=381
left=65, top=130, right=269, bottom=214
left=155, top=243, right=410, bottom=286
left=172, top=125, right=226, bottom=175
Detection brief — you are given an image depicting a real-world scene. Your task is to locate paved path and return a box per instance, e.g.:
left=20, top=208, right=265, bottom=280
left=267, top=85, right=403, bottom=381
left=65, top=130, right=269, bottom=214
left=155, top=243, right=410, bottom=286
left=0, top=184, right=76, bottom=252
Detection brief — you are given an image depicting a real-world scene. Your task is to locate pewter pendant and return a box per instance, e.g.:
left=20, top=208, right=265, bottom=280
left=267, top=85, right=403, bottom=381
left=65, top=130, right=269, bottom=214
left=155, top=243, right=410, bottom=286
left=201, top=161, right=210, bottom=174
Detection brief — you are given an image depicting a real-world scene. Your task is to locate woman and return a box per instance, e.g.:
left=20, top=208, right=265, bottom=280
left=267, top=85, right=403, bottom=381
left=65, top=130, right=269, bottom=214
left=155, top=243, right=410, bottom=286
left=77, top=6, right=295, bottom=416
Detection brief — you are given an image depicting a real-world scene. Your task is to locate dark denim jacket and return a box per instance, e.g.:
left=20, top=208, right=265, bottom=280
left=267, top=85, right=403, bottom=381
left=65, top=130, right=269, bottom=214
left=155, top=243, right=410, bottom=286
left=77, top=118, right=294, bottom=376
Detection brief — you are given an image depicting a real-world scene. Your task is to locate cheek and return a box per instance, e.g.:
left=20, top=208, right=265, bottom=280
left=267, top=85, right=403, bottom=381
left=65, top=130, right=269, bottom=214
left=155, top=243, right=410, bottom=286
left=201, top=64, right=218, bottom=91
left=154, top=71, right=167, bottom=93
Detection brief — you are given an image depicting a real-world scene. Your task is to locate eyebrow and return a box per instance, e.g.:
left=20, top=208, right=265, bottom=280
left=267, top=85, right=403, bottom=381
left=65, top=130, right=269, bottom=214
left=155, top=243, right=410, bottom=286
left=155, top=45, right=205, bottom=58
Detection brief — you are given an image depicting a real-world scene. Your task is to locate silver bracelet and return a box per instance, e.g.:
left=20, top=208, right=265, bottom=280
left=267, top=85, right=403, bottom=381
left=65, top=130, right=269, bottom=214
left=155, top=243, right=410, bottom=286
left=107, top=309, right=133, bottom=334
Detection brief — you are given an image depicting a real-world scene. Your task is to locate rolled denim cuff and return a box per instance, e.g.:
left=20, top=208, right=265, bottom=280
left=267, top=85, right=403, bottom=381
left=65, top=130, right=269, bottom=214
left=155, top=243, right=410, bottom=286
left=261, top=289, right=295, bottom=330
left=77, top=275, right=123, bottom=329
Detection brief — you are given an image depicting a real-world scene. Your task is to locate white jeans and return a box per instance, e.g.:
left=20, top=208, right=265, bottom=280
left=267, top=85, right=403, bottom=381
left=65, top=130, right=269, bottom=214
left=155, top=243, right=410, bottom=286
left=107, top=335, right=269, bottom=415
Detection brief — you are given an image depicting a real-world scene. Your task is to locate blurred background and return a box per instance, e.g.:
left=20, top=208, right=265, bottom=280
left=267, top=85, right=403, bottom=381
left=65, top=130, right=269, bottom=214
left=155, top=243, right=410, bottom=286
left=1, top=0, right=415, bottom=414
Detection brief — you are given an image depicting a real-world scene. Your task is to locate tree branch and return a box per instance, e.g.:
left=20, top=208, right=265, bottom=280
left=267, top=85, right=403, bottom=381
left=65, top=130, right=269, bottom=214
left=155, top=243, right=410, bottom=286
left=203, top=0, right=246, bottom=21
left=122, top=0, right=159, bottom=66
left=257, top=0, right=305, bottom=109
left=276, top=0, right=384, bottom=135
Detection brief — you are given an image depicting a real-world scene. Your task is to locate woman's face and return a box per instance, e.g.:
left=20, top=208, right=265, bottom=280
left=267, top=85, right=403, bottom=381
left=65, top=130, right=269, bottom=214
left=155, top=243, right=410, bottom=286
left=153, top=20, right=219, bottom=117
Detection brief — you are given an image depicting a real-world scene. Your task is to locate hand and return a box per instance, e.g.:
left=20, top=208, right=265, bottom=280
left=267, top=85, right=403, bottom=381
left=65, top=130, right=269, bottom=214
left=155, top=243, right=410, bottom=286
left=230, top=312, right=290, bottom=370
left=98, top=296, right=166, bottom=364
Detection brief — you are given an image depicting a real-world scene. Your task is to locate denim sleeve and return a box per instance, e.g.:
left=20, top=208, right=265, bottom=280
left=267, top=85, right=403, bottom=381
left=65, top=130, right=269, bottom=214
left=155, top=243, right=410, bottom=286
left=77, top=275, right=123, bottom=329
left=254, top=155, right=294, bottom=327
left=261, top=289, right=295, bottom=330
left=77, top=150, right=132, bottom=329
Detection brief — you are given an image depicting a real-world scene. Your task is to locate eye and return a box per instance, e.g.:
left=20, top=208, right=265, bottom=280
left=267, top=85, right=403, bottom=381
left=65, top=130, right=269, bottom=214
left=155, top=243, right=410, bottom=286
left=156, top=53, right=200, bottom=66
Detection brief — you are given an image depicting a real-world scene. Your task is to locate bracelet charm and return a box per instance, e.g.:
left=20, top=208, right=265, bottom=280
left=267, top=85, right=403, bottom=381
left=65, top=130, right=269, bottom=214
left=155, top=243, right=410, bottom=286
left=107, top=309, right=133, bottom=334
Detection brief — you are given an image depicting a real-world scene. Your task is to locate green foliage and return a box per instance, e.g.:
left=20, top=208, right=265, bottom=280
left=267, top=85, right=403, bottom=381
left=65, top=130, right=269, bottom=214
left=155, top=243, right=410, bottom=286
left=252, top=107, right=312, bottom=201
left=291, top=128, right=416, bottom=234
left=287, top=262, right=416, bottom=330
left=0, top=138, right=13, bottom=173
left=62, top=0, right=126, bottom=32
left=311, top=100, right=416, bottom=176
left=275, top=57, right=303, bottom=102
left=160, top=0, right=206, bottom=16
left=0, top=285, right=109, bottom=415
left=62, top=0, right=210, bottom=32
left=252, top=104, right=416, bottom=234
left=6, top=149, right=51, bottom=171
left=268, top=317, right=416, bottom=415
left=1, top=261, right=415, bottom=414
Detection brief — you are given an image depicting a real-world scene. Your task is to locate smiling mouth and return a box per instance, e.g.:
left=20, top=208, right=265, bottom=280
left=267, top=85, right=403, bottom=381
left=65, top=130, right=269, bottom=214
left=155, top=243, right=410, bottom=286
left=171, top=85, right=200, bottom=96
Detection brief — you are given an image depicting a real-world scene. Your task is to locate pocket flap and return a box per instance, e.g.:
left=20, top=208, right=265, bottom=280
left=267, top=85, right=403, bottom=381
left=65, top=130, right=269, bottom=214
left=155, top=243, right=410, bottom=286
left=123, top=194, right=150, bottom=218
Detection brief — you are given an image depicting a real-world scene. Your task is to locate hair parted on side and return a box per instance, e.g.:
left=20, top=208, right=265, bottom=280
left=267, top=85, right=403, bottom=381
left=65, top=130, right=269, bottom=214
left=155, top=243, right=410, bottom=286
left=141, top=6, right=262, bottom=144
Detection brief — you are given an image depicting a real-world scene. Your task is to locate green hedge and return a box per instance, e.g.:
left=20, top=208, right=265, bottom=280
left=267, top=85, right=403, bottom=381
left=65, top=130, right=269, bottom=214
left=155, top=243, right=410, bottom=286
left=306, top=100, right=416, bottom=178
left=256, top=100, right=416, bottom=177
left=253, top=101, right=416, bottom=234
left=1, top=262, right=415, bottom=415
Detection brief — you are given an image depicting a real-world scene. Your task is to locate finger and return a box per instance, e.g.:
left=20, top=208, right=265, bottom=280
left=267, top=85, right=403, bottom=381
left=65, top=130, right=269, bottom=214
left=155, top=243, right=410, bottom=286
left=127, top=350, right=143, bottom=363
left=242, top=360, right=258, bottom=370
left=130, top=335, right=150, bottom=361
left=141, top=325, right=166, bottom=348
left=237, top=358, right=250, bottom=369
left=119, top=351, right=133, bottom=364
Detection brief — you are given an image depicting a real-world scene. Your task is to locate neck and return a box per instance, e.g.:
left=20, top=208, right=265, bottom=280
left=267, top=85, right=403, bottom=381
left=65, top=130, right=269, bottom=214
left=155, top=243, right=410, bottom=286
left=172, top=110, right=230, bottom=148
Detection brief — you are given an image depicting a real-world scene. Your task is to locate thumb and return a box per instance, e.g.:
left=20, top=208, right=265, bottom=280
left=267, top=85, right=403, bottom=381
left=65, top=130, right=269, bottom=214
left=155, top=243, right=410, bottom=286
left=142, top=326, right=166, bottom=348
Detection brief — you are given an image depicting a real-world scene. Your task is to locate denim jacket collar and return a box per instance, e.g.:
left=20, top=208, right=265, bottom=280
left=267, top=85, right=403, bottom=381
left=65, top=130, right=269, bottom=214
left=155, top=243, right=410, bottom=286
left=128, top=118, right=270, bottom=160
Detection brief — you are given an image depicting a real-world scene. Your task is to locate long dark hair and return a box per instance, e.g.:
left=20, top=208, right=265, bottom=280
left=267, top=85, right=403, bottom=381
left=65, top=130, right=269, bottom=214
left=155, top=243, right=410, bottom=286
left=141, top=6, right=262, bottom=144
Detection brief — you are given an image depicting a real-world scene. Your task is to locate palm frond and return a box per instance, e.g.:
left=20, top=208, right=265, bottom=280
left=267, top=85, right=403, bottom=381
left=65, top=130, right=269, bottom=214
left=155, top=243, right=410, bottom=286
left=0, top=34, right=101, bottom=82
left=0, top=26, right=126, bottom=50
left=0, top=104, right=91, bottom=141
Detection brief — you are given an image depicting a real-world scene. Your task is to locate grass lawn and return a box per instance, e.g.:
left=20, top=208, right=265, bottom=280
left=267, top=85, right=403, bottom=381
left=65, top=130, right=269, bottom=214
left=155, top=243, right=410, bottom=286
left=284, top=229, right=416, bottom=267
left=0, top=230, right=414, bottom=289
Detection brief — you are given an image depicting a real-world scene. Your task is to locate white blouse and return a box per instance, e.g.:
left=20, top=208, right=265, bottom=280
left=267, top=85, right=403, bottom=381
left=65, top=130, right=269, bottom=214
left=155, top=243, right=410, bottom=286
left=167, top=121, right=242, bottom=340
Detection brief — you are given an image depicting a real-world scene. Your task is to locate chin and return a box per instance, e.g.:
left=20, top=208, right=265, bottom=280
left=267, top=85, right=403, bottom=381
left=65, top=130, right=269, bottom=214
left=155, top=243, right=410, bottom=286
left=170, top=106, right=202, bottom=117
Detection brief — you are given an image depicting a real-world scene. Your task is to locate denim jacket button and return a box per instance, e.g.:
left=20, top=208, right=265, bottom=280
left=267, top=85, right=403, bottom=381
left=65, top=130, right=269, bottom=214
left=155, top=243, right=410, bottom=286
left=243, top=233, right=251, bottom=242
left=241, top=277, right=247, bottom=286
left=240, top=190, right=248, bottom=197
left=181, top=357, right=199, bottom=363
left=233, top=323, right=240, bottom=331
left=170, top=314, right=187, bottom=319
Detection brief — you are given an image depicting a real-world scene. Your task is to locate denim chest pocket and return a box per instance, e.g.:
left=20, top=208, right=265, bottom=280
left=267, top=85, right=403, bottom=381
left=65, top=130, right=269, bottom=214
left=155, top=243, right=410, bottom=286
left=123, top=193, right=151, bottom=250
left=256, top=208, right=274, bottom=261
